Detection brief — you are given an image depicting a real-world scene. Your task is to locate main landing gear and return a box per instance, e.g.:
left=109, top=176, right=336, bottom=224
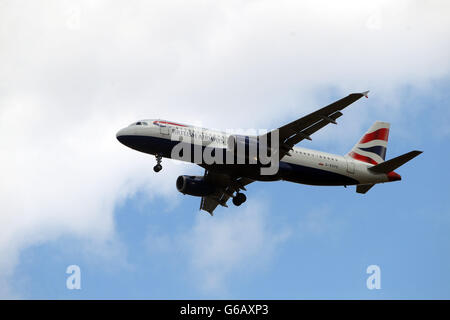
left=153, top=154, right=162, bottom=172
left=232, top=192, right=247, bottom=206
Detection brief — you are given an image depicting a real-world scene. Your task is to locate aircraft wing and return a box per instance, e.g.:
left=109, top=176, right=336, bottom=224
left=263, top=91, right=369, bottom=158
left=200, top=171, right=254, bottom=215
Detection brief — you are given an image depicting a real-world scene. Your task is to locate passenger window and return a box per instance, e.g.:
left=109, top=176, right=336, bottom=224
left=136, top=122, right=142, bottom=125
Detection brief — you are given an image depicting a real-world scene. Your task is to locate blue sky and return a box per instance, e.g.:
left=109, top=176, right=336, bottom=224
left=9, top=80, right=450, bottom=299
left=1, top=1, right=449, bottom=299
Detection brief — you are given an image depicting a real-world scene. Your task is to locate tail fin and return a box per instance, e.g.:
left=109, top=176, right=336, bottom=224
left=347, top=121, right=390, bottom=165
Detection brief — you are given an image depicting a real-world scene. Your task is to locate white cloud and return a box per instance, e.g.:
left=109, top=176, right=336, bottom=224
left=183, top=200, right=289, bottom=294
left=0, top=0, right=449, bottom=296
left=145, top=198, right=290, bottom=294
left=143, top=202, right=345, bottom=295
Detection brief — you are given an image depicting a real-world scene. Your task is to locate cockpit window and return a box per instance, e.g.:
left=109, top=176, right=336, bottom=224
left=129, top=121, right=149, bottom=126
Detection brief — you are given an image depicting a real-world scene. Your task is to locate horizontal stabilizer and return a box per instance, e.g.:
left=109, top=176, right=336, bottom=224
left=356, top=184, right=375, bottom=194
left=368, top=150, right=423, bottom=174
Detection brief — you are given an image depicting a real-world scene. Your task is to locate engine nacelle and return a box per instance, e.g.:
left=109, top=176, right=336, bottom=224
left=176, top=175, right=216, bottom=197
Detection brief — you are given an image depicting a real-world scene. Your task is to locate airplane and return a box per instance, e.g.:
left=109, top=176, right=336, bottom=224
left=116, top=91, right=422, bottom=215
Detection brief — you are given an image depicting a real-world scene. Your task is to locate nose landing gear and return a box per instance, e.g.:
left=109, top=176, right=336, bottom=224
left=232, top=192, right=247, bottom=206
left=153, top=154, right=163, bottom=172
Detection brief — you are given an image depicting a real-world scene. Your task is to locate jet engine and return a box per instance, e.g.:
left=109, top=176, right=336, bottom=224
left=176, top=175, right=216, bottom=197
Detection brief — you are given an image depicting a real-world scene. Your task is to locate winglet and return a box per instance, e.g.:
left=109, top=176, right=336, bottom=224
left=362, top=90, right=369, bottom=98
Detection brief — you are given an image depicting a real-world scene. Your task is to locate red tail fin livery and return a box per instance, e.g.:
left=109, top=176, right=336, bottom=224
left=348, top=121, right=390, bottom=165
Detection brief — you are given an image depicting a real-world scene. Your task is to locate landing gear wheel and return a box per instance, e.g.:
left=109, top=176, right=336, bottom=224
left=232, top=193, right=247, bottom=206
left=153, top=154, right=163, bottom=172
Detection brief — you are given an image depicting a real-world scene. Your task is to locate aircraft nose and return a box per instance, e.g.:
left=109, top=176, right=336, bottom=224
left=388, top=171, right=402, bottom=181
left=116, top=127, right=131, bottom=145
left=116, top=128, right=125, bottom=143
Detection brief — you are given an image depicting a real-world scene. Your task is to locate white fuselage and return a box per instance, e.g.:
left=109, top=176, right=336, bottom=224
left=116, top=119, right=395, bottom=186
